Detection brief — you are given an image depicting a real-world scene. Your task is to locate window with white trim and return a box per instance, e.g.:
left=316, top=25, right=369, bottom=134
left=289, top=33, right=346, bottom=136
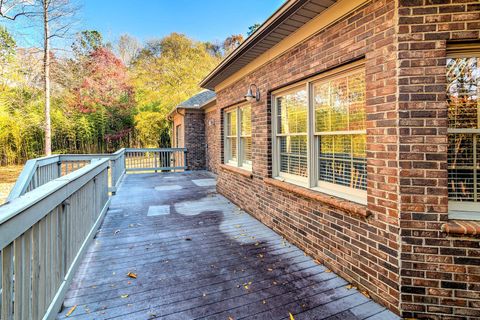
left=447, top=44, right=480, bottom=220
left=272, top=62, right=366, bottom=204
left=224, top=104, right=252, bottom=170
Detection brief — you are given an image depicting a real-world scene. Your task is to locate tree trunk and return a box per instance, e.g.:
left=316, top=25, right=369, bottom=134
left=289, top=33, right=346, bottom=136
left=43, top=0, right=52, bottom=156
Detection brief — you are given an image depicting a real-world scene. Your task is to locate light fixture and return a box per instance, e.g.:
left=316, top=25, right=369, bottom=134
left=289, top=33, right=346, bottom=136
left=245, top=84, right=260, bottom=102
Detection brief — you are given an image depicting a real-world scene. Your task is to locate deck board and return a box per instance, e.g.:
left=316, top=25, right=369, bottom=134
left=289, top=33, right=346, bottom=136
left=57, top=172, right=399, bottom=320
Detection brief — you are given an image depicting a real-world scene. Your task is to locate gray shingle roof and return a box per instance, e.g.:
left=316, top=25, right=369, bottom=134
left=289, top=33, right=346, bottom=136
left=177, top=90, right=216, bottom=109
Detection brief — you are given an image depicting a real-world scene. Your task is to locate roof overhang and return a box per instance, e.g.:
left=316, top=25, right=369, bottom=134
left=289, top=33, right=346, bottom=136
left=200, top=0, right=339, bottom=90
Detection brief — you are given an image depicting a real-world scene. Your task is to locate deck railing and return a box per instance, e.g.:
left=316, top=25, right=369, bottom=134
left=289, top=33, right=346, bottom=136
left=124, top=148, right=187, bottom=173
left=7, top=148, right=186, bottom=203
left=0, top=159, right=110, bottom=320
left=0, top=147, right=187, bottom=319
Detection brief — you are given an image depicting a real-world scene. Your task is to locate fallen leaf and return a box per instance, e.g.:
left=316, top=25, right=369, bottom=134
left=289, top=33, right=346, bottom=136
left=325, top=269, right=332, bottom=273
left=289, top=312, right=295, bottom=320
left=346, top=284, right=357, bottom=290
left=228, top=317, right=234, bottom=320
left=127, top=272, right=137, bottom=279
left=262, top=300, right=266, bottom=304
left=258, top=254, right=264, bottom=258
left=121, top=294, right=129, bottom=298
left=66, top=305, right=77, bottom=317
left=185, top=237, right=192, bottom=241
left=361, top=290, right=370, bottom=298
left=267, top=268, right=273, bottom=272
left=114, top=229, right=120, bottom=235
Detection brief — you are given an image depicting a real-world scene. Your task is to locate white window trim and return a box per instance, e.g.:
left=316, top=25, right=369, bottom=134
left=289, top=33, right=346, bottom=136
left=446, top=46, right=480, bottom=220
left=272, top=60, right=367, bottom=205
left=224, top=104, right=252, bottom=171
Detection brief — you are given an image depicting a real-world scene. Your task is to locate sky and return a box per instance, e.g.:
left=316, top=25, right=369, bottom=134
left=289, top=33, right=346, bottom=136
left=80, top=0, right=284, bottom=45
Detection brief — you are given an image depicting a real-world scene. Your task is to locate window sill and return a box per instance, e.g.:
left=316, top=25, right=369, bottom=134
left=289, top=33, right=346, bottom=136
left=220, top=164, right=253, bottom=179
left=263, top=178, right=369, bottom=218
left=442, top=220, right=480, bottom=236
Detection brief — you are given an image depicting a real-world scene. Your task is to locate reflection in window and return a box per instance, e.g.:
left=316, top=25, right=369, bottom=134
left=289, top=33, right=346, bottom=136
left=241, top=106, right=252, bottom=167
left=276, top=89, right=308, bottom=178
left=225, top=109, right=237, bottom=163
left=447, top=56, right=480, bottom=203
left=314, top=70, right=366, bottom=191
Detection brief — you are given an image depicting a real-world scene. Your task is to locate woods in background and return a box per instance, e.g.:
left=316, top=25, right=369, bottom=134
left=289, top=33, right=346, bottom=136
left=0, top=24, right=247, bottom=165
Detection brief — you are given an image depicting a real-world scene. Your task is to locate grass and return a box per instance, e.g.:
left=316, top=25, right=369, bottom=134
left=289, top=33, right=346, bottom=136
left=0, top=165, right=23, bottom=204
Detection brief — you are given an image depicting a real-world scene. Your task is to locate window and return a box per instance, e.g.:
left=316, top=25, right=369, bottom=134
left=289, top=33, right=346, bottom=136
left=272, top=61, right=366, bottom=204
left=447, top=44, right=480, bottom=220
left=224, top=104, right=252, bottom=170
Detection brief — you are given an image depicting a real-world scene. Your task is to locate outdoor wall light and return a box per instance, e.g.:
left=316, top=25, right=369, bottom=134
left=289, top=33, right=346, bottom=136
left=245, top=84, right=260, bottom=102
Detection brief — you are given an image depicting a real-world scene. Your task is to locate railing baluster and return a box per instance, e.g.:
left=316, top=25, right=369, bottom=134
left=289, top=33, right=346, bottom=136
left=14, top=235, right=24, bottom=320
left=22, top=229, right=32, bottom=320
left=1, top=243, right=14, bottom=320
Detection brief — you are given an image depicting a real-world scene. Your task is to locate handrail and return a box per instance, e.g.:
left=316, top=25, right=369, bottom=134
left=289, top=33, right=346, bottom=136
left=0, top=159, right=111, bottom=320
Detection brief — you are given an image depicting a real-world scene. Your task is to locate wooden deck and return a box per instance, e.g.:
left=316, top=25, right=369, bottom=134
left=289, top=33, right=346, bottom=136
left=57, top=172, right=399, bottom=320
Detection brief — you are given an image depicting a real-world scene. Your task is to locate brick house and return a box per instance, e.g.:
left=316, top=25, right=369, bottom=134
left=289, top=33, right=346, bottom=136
left=175, top=0, right=480, bottom=318
left=169, top=90, right=216, bottom=170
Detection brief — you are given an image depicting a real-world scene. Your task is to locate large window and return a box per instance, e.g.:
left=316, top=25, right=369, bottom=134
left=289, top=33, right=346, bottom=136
left=447, top=45, right=480, bottom=219
left=224, top=104, right=252, bottom=170
left=273, top=62, right=366, bottom=203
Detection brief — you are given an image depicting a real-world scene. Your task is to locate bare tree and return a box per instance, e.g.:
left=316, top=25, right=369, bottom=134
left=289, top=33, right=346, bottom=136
left=0, top=0, right=78, bottom=155
left=117, top=33, right=140, bottom=67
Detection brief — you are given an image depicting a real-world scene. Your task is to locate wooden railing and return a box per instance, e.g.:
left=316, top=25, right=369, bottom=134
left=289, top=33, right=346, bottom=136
left=125, top=148, right=187, bottom=173
left=6, top=150, right=127, bottom=203
left=6, top=148, right=185, bottom=203
left=0, top=159, right=111, bottom=320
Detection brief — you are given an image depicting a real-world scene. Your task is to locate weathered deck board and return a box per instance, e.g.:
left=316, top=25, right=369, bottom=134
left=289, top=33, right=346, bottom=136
left=57, top=172, right=399, bottom=320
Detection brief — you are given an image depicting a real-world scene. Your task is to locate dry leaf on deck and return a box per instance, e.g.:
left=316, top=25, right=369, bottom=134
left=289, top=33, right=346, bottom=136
left=66, top=305, right=77, bottom=317
left=289, top=312, right=295, bottom=320
left=121, top=294, right=129, bottom=298
left=361, top=290, right=370, bottom=298
left=127, top=272, right=137, bottom=279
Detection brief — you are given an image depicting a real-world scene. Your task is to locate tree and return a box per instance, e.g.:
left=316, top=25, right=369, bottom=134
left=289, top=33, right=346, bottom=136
left=0, top=26, right=16, bottom=87
left=116, top=33, right=139, bottom=67
left=72, top=30, right=103, bottom=58
left=247, top=23, right=261, bottom=36
left=223, top=34, right=243, bottom=54
left=72, top=47, right=135, bottom=151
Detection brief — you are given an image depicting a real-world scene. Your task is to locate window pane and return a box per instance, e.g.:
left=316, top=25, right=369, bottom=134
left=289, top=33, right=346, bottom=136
left=318, top=135, right=366, bottom=191
left=447, top=57, right=479, bottom=129
left=280, top=135, right=307, bottom=177
left=314, top=71, right=365, bottom=132
left=448, top=133, right=476, bottom=201
left=227, top=110, right=237, bottom=136
left=242, top=136, right=252, bottom=164
left=227, top=137, right=237, bottom=162
left=277, top=89, right=308, bottom=134
left=241, top=106, right=251, bottom=136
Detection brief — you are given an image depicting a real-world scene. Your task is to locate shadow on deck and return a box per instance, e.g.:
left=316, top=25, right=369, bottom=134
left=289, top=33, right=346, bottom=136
left=57, top=171, right=399, bottom=320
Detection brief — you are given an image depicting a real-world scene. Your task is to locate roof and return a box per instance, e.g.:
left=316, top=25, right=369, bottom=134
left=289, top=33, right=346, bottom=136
left=168, top=90, right=216, bottom=118
left=200, top=0, right=338, bottom=90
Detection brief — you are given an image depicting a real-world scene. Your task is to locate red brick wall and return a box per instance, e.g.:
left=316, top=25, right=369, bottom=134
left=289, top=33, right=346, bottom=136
left=397, top=1, right=480, bottom=318
left=205, top=108, right=220, bottom=173
left=215, top=0, right=401, bottom=313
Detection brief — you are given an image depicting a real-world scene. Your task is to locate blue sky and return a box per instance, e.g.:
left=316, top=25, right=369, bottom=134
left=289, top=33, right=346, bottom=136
left=81, top=0, right=284, bottom=45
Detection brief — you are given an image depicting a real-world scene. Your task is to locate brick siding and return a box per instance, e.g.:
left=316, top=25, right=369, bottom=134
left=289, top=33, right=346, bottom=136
left=205, top=108, right=219, bottom=173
